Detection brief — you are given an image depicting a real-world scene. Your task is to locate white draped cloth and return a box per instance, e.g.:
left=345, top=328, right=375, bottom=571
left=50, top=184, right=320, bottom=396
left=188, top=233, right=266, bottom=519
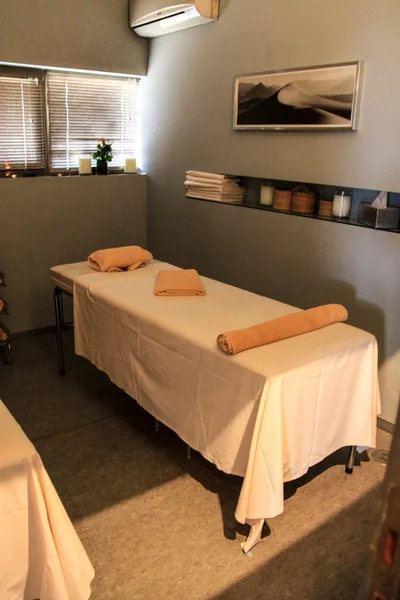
left=0, top=401, right=94, bottom=599
left=58, top=260, right=380, bottom=551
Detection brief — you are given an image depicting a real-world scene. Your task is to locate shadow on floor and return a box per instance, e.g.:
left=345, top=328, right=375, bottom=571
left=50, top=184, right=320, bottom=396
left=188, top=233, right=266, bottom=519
left=1, top=333, right=189, bottom=521
left=0, top=332, right=378, bottom=550
left=142, top=419, right=370, bottom=544
left=211, top=485, right=382, bottom=600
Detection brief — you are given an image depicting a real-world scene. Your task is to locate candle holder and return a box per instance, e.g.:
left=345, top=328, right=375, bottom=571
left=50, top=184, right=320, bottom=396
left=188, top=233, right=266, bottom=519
left=78, top=158, right=92, bottom=175
left=260, top=182, right=275, bottom=206
left=124, top=158, right=137, bottom=174
left=332, top=189, right=353, bottom=218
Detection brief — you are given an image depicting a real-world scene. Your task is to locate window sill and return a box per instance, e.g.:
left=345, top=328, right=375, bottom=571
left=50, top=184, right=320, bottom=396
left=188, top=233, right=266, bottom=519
left=0, top=172, right=146, bottom=180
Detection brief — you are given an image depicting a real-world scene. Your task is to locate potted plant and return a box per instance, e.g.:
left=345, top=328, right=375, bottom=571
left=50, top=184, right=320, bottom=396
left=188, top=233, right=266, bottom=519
left=92, top=139, right=113, bottom=175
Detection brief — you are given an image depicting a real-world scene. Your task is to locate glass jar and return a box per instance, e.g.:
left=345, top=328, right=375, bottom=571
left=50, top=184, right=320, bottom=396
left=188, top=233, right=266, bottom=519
left=332, top=189, right=352, bottom=218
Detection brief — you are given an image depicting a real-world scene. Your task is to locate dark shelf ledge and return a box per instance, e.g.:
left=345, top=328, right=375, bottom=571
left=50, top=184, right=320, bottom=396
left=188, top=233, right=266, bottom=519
left=187, top=196, right=400, bottom=235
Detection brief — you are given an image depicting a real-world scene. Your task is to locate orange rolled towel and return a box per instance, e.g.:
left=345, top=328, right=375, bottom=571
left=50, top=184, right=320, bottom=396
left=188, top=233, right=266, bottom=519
left=217, top=304, right=348, bottom=355
left=88, top=246, right=153, bottom=272
left=154, top=269, right=206, bottom=296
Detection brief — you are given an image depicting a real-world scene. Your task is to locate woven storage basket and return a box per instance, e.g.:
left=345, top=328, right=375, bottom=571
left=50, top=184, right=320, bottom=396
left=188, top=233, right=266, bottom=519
left=291, top=190, right=316, bottom=214
left=273, top=189, right=292, bottom=211
left=318, top=199, right=333, bottom=218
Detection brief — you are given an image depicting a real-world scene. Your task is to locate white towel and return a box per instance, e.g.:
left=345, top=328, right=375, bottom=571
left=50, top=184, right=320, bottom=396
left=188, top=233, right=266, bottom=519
left=184, top=182, right=242, bottom=193
left=186, top=170, right=226, bottom=181
left=187, top=192, right=243, bottom=203
left=186, top=187, right=243, bottom=196
left=186, top=175, right=240, bottom=186
left=185, top=169, right=244, bottom=203
left=184, top=180, right=225, bottom=190
left=185, top=187, right=244, bottom=197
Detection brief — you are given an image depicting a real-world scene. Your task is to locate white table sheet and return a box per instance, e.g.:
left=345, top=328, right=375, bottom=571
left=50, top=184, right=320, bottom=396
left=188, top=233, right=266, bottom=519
left=0, top=400, right=94, bottom=600
left=68, top=260, right=380, bottom=548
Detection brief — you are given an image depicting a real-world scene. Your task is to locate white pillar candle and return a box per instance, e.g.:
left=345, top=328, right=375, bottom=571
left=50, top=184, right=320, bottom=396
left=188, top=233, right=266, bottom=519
left=78, top=158, right=92, bottom=175
left=332, top=191, right=352, bottom=218
left=260, top=184, right=275, bottom=206
left=124, top=158, right=137, bottom=174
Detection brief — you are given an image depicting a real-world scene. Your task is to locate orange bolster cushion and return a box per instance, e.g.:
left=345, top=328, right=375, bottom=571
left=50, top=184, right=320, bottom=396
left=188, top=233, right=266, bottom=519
left=217, top=304, right=348, bottom=355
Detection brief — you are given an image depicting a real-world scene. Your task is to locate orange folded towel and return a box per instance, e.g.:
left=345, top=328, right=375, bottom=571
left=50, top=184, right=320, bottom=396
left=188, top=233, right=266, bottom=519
left=88, top=246, right=153, bottom=273
left=217, top=304, right=348, bottom=355
left=154, top=269, right=206, bottom=296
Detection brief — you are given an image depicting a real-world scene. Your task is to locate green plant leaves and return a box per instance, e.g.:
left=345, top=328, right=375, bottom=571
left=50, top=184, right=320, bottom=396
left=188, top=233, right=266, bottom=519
left=92, top=138, right=113, bottom=162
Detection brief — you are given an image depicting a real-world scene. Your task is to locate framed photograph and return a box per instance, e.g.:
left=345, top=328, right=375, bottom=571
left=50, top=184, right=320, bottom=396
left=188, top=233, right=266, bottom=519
left=233, top=61, right=363, bottom=131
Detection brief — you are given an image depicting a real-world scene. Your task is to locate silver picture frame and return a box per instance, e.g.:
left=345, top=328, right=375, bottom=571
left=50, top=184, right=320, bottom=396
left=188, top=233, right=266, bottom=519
left=233, top=61, right=363, bottom=131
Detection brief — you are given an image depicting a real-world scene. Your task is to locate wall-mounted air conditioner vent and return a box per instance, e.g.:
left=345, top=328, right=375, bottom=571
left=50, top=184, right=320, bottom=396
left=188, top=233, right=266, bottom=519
left=130, top=0, right=219, bottom=38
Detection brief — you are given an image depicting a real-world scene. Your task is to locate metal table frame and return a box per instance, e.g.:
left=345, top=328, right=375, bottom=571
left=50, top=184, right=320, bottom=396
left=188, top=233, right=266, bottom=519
left=0, top=337, right=12, bottom=365
left=53, top=286, right=73, bottom=376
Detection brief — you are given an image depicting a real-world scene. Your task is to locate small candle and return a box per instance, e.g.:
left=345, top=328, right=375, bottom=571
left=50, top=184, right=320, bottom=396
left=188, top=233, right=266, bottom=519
left=78, top=157, right=92, bottom=175
left=260, top=183, right=275, bottom=206
left=11, top=174, right=17, bottom=179
left=124, top=158, right=137, bottom=174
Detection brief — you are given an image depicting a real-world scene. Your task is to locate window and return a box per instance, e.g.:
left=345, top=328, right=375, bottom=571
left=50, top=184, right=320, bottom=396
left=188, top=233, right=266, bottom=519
left=47, top=72, right=140, bottom=172
left=0, top=66, right=141, bottom=174
left=0, top=68, right=45, bottom=171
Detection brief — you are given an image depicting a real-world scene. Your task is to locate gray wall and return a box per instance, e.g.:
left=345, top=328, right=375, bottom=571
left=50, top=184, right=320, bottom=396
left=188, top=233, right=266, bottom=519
left=1, top=0, right=147, bottom=75
left=142, top=0, right=400, bottom=423
left=0, top=175, right=147, bottom=333
left=0, top=0, right=148, bottom=332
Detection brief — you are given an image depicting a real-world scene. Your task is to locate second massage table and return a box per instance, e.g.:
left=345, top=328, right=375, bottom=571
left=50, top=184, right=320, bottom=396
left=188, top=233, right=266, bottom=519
left=49, top=260, right=380, bottom=553
left=0, top=400, right=94, bottom=599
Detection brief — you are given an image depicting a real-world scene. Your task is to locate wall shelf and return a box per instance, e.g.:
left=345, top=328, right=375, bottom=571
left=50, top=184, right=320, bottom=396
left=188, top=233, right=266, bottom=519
left=187, top=175, right=400, bottom=235
left=188, top=197, right=400, bottom=234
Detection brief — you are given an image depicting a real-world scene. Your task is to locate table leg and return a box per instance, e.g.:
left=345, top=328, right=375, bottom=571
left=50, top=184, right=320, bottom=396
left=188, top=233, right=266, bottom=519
left=54, top=287, right=66, bottom=376
left=346, top=445, right=357, bottom=474
left=3, top=341, right=13, bottom=365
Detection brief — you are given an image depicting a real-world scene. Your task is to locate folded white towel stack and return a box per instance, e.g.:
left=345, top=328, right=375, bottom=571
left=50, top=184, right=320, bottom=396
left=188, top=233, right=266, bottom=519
left=185, top=170, right=245, bottom=203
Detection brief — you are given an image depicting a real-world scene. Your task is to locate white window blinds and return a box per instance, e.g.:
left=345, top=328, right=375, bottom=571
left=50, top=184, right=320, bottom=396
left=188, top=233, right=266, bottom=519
left=0, top=71, right=45, bottom=171
left=47, top=71, right=140, bottom=171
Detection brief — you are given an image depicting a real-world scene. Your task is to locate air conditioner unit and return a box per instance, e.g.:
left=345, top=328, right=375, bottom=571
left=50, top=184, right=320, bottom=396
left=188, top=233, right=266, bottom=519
left=130, top=0, right=219, bottom=38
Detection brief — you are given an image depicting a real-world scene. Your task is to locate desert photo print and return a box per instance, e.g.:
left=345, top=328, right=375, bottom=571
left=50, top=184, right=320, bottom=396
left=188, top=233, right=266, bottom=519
left=234, top=62, right=362, bottom=131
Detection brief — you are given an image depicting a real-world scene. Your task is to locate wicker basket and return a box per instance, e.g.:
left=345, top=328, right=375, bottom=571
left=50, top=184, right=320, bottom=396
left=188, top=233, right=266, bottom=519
left=273, top=189, right=292, bottom=211
left=291, top=190, right=316, bottom=214
left=318, top=199, right=333, bottom=218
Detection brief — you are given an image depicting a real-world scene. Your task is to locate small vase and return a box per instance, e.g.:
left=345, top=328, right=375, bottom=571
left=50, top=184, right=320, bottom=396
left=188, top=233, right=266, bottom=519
left=96, top=160, right=108, bottom=175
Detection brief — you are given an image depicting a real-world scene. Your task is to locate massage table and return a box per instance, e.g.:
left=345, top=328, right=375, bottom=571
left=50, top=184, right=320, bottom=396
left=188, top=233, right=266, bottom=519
left=49, top=260, right=380, bottom=553
left=0, top=399, right=94, bottom=599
